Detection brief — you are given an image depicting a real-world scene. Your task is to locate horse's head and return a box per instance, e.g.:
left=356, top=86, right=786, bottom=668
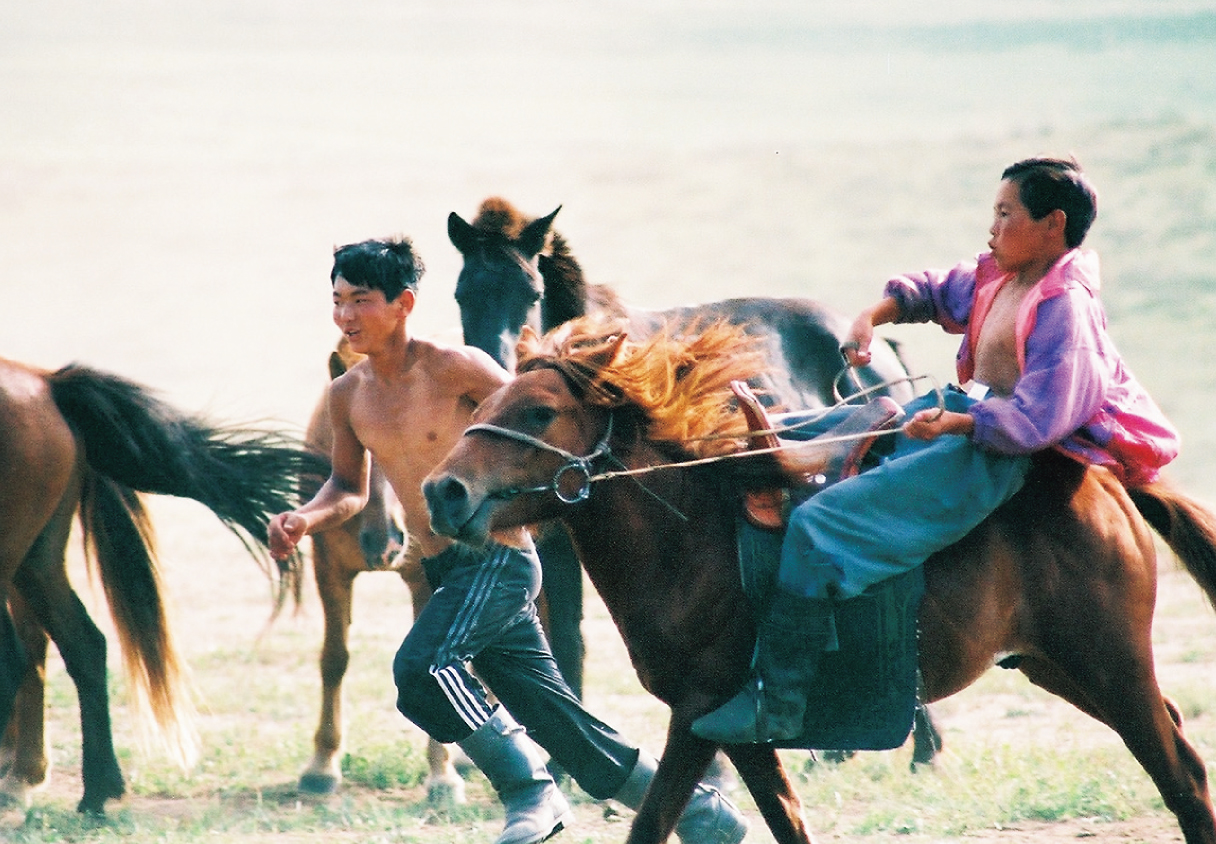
left=423, top=328, right=625, bottom=546
left=424, top=317, right=768, bottom=546
left=448, top=198, right=561, bottom=372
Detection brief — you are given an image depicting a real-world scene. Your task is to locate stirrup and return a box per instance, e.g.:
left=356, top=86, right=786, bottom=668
left=733, top=381, right=903, bottom=530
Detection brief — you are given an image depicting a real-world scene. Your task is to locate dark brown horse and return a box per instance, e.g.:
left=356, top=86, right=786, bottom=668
left=0, top=356, right=326, bottom=814
left=295, top=338, right=464, bottom=803
left=447, top=196, right=939, bottom=766
left=447, top=197, right=915, bottom=407
left=422, top=319, right=1216, bottom=844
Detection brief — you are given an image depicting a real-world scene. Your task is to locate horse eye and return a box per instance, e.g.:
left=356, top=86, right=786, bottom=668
left=523, top=406, right=558, bottom=430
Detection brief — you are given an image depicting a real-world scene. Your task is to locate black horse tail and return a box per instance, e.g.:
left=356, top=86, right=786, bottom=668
left=79, top=470, right=198, bottom=767
left=1129, top=480, right=1216, bottom=613
left=46, top=364, right=329, bottom=610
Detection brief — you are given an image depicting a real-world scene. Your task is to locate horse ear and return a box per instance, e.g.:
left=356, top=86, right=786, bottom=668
left=517, top=324, right=544, bottom=363
left=329, top=336, right=365, bottom=380
left=448, top=211, right=478, bottom=254
left=518, top=205, right=562, bottom=258
left=584, top=331, right=628, bottom=373
left=328, top=351, right=347, bottom=381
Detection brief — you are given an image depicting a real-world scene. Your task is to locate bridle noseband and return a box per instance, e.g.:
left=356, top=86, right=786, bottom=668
left=462, top=413, right=615, bottom=504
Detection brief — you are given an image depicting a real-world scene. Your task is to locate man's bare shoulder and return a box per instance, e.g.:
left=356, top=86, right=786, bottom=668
left=413, top=335, right=501, bottom=368
left=411, top=337, right=510, bottom=395
left=327, top=358, right=371, bottom=403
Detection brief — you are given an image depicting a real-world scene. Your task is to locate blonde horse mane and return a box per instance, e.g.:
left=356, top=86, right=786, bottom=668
left=517, top=316, right=770, bottom=458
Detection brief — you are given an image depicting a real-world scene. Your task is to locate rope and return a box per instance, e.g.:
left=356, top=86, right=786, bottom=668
left=588, top=371, right=943, bottom=485
left=467, top=368, right=944, bottom=503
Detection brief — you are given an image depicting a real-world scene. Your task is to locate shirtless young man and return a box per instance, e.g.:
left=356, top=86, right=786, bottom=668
left=268, top=237, right=747, bottom=844
left=692, top=157, right=1180, bottom=745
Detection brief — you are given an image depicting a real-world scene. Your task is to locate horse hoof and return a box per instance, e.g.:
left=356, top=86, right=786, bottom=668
left=819, top=749, right=856, bottom=764
left=426, top=773, right=466, bottom=807
left=0, top=784, right=32, bottom=809
left=75, top=798, right=109, bottom=816
left=298, top=771, right=341, bottom=795
left=448, top=746, right=476, bottom=776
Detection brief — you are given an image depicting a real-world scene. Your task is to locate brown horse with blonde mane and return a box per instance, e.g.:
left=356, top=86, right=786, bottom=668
left=447, top=197, right=945, bottom=769
left=423, top=317, right=1216, bottom=844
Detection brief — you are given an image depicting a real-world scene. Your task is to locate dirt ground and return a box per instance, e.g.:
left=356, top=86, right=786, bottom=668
left=4, top=763, right=1186, bottom=843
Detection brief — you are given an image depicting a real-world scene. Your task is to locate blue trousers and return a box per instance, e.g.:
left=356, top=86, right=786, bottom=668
left=778, top=389, right=1031, bottom=601
left=393, top=541, right=637, bottom=799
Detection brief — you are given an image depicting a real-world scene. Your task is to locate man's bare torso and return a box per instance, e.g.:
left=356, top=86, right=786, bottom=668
left=972, top=279, right=1034, bottom=397
left=344, top=340, right=506, bottom=559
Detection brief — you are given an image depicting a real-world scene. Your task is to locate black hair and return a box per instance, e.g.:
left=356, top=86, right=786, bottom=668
left=1001, top=157, right=1098, bottom=248
left=330, top=236, right=425, bottom=301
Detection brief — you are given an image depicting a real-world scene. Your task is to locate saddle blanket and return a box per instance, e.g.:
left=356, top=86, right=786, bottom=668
left=736, top=518, right=925, bottom=751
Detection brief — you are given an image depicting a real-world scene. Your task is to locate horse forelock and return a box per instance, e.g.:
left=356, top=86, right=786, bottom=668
left=473, top=196, right=531, bottom=242
left=517, top=316, right=768, bottom=458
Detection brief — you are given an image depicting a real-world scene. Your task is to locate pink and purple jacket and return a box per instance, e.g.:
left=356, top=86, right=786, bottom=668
left=884, top=248, right=1179, bottom=486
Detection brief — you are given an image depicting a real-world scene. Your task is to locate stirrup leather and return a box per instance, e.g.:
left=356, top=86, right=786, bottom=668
left=733, top=380, right=903, bottom=530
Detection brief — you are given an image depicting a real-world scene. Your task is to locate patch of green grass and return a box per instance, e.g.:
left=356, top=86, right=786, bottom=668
left=339, top=746, right=427, bottom=791
left=786, top=739, right=1168, bottom=839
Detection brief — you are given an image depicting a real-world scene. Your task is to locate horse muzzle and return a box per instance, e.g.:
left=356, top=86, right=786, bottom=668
left=423, top=473, right=491, bottom=544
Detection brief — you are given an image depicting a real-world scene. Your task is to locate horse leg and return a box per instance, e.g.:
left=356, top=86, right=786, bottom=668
left=909, top=701, right=943, bottom=769
left=535, top=525, right=585, bottom=698
left=0, top=601, right=26, bottom=784
left=398, top=560, right=465, bottom=806
left=1007, top=505, right=1216, bottom=844
left=12, top=511, right=125, bottom=814
left=722, top=742, right=815, bottom=844
left=299, top=534, right=358, bottom=795
left=1019, top=651, right=1215, bottom=844
left=0, top=602, right=24, bottom=739
left=0, top=593, right=51, bottom=807
left=622, top=721, right=717, bottom=844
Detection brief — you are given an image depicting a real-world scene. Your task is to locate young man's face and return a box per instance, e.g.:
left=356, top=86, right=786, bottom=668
left=332, top=275, right=411, bottom=353
left=988, top=178, right=1057, bottom=277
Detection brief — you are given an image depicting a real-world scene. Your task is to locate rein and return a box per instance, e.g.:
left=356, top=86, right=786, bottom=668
left=461, top=368, right=941, bottom=505
left=464, top=415, right=615, bottom=504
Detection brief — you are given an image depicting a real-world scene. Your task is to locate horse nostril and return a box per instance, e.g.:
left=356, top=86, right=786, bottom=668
left=438, top=477, right=469, bottom=505
left=425, top=475, right=468, bottom=509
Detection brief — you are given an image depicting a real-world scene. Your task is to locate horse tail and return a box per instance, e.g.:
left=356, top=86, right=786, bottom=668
left=46, top=364, right=329, bottom=610
left=79, top=469, right=198, bottom=767
left=1129, top=481, right=1216, bottom=612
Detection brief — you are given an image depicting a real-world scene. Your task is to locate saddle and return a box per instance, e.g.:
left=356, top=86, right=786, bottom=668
left=733, top=381, right=905, bottom=530
left=730, top=382, right=924, bottom=751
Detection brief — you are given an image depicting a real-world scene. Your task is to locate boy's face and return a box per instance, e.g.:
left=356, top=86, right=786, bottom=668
left=988, top=179, right=1058, bottom=277
left=332, top=275, right=413, bottom=354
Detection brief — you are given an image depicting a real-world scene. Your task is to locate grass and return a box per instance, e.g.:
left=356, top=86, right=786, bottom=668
left=4, top=553, right=1214, bottom=843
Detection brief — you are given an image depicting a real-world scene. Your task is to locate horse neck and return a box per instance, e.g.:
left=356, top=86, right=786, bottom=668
left=536, top=233, right=628, bottom=331
left=562, top=444, right=739, bottom=614
left=537, top=233, right=587, bottom=330
left=559, top=445, right=758, bottom=706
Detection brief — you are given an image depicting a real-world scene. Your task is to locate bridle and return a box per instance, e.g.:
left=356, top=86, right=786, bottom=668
left=456, top=360, right=936, bottom=519
left=462, top=413, right=615, bottom=504
left=461, top=411, right=690, bottom=521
